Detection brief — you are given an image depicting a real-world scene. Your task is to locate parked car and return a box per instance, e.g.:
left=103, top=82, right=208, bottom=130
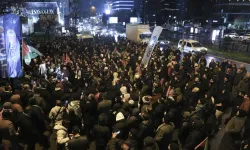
left=242, top=37, right=250, bottom=44
left=224, top=33, right=239, bottom=38
left=239, top=33, right=250, bottom=40
left=178, top=39, right=207, bottom=54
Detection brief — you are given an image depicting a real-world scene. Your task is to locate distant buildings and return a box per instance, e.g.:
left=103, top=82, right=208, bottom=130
left=213, top=0, right=250, bottom=23
left=112, top=0, right=134, bottom=11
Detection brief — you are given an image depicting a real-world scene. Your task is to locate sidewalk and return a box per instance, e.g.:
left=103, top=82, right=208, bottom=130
left=207, top=46, right=250, bottom=64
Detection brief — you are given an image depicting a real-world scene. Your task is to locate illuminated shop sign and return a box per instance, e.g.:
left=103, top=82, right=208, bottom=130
left=29, top=9, right=56, bottom=15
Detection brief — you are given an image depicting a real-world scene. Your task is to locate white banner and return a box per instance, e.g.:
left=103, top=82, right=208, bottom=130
left=141, top=26, right=163, bottom=67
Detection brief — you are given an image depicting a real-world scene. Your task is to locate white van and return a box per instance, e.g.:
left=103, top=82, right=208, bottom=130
left=178, top=39, right=207, bottom=54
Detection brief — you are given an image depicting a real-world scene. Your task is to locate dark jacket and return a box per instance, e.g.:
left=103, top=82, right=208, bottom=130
left=155, top=123, right=175, bottom=150
left=114, top=120, right=129, bottom=140
left=68, top=136, right=89, bottom=150
left=98, top=99, right=112, bottom=114
left=52, top=90, right=64, bottom=104
left=91, top=124, right=111, bottom=149
left=0, top=119, right=18, bottom=149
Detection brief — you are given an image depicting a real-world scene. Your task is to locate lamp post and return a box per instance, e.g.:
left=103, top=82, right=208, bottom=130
left=90, top=6, right=96, bottom=16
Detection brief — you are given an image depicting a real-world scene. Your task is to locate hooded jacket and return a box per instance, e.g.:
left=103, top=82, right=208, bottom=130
left=54, top=124, right=70, bottom=145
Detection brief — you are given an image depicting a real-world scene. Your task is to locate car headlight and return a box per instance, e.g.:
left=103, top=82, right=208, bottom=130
left=160, top=41, right=165, bottom=44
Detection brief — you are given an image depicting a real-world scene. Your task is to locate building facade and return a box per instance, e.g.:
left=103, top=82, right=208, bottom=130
left=112, top=0, right=134, bottom=11
left=213, top=0, right=250, bottom=23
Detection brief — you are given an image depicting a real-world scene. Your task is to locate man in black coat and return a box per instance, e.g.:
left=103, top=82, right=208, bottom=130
left=68, top=126, right=89, bottom=150
left=51, top=83, right=64, bottom=104
left=91, top=114, right=111, bottom=149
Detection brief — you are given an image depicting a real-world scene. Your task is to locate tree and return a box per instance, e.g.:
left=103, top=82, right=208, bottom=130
left=0, top=0, right=25, bottom=15
left=37, top=14, right=59, bottom=41
left=233, top=16, right=248, bottom=30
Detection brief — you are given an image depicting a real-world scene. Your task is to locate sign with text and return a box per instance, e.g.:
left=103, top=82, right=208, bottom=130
left=141, top=26, right=163, bottom=67
left=4, top=14, right=22, bottom=78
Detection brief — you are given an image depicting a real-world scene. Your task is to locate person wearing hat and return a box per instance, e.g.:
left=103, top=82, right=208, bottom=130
left=68, top=126, right=89, bottom=150
left=114, top=112, right=129, bottom=140
left=155, top=114, right=175, bottom=150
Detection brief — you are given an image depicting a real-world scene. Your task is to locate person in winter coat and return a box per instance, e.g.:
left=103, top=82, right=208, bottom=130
left=0, top=103, right=18, bottom=149
left=155, top=114, right=175, bottom=150
left=114, top=112, right=129, bottom=140
left=97, top=93, right=112, bottom=114
left=112, top=72, right=120, bottom=86
left=143, top=136, right=159, bottom=150
left=68, top=126, right=89, bottom=150
left=225, top=109, right=247, bottom=140
left=54, top=120, right=70, bottom=149
left=52, top=83, right=64, bottom=105
left=240, top=94, right=250, bottom=113
left=91, top=114, right=111, bottom=149
left=183, top=118, right=205, bottom=150
left=49, top=100, right=66, bottom=125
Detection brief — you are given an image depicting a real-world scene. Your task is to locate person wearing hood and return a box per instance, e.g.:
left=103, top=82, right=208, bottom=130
left=112, top=72, right=120, bottom=86
left=143, top=136, right=159, bottom=150
left=140, top=96, right=151, bottom=114
left=155, top=114, right=175, bottom=150
left=54, top=119, right=70, bottom=149
left=91, top=114, right=111, bottom=149
left=114, top=112, right=129, bottom=140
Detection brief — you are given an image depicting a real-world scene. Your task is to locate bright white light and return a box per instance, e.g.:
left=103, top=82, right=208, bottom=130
left=212, top=30, right=217, bottom=41
left=213, top=20, right=218, bottom=23
left=60, top=20, right=64, bottom=25
left=195, top=28, right=198, bottom=34
left=105, top=9, right=111, bottom=15
left=123, top=22, right=125, bottom=25
left=174, top=27, right=177, bottom=31
left=130, top=17, right=137, bottom=23
left=114, top=34, right=118, bottom=42
left=190, top=27, right=194, bottom=33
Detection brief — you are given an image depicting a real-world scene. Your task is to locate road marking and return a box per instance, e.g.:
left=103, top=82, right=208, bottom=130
left=207, top=53, right=250, bottom=65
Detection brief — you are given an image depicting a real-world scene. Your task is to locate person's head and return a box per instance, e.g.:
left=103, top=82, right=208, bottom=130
left=29, top=97, right=37, bottom=106
left=72, top=126, right=80, bottom=135
left=121, top=141, right=131, bottom=150
left=56, top=100, right=62, bottom=106
left=5, top=83, right=12, bottom=92
left=23, top=84, right=30, bottom=91
left=143, top=136, right=155, bottom=148
left=62, top=120, right=70, bottom=128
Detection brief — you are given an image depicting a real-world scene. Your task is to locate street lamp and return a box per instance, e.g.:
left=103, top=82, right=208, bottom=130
left=90, top=6, right=96, bottom=16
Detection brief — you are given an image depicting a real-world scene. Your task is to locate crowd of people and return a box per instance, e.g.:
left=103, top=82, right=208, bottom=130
left=0, top=35, right=250, bottom=150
